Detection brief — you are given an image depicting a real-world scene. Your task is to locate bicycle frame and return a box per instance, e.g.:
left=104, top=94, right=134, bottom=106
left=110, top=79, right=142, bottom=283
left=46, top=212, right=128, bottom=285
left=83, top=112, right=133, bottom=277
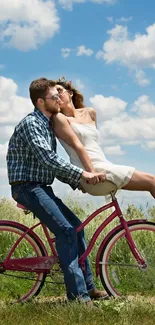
left=2, top=194, right=147, bottom=275
left=78, top=194, right=146, bottom=271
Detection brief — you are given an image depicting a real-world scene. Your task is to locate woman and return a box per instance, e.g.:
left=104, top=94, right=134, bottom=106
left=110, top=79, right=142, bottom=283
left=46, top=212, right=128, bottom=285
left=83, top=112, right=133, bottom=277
left=52, top=77, right=155, bottom=198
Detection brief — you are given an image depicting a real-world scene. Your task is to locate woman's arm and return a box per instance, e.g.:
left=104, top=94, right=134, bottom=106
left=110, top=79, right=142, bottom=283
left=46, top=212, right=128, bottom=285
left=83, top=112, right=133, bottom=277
left=52, top=113, right=96, bottom=173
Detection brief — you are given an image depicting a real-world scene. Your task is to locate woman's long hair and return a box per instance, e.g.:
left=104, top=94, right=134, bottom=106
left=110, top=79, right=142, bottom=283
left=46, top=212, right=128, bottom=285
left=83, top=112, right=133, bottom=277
left=56, top=78, right=85, bottom=109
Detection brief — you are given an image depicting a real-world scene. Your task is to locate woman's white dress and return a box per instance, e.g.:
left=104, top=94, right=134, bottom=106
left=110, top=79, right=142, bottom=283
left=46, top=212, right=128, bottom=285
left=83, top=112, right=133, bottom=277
left=59, top=122, right=135, bottom=196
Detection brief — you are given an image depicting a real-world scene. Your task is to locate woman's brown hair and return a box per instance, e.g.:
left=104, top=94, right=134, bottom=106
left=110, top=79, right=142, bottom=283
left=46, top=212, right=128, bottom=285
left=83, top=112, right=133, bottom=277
left=56, top=77, right=85, bottom=109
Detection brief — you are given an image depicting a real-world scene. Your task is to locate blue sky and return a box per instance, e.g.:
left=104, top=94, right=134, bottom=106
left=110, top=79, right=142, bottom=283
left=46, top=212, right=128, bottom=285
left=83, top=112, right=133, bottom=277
left=0, top=0, right=155, bottom=209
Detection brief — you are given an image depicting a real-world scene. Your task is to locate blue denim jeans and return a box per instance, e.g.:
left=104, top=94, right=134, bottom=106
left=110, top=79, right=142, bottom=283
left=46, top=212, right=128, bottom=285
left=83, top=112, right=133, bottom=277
left=11, top=182, right=95, bottom=301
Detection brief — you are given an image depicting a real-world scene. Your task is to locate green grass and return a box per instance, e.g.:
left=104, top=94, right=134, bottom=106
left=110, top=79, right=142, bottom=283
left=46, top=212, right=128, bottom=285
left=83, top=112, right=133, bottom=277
left=1, top=198, right=155, bottom=324
left=1, top=297, right=155, bottom=325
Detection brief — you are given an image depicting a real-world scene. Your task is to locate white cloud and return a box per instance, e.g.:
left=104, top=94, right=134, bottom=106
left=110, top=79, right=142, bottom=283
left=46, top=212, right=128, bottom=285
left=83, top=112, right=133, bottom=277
left=117, top=16, right=133, bottom=23
left=0, top=143, right=12, bottom=201
left=75, top=79, right=85, bottom=90
left=61, top=45, right=94, bottom=58
left=0, top=76, right=33, bottom=194
left=107, top=16, right=132, bottom=24
left=107, top=16, right=113, bottom=23
left=61, top=48, right=72, bottom=58
left=104, top=145, right=125, bottom=155
left=0, top=76, right=33, bottom=128
left=0, top=143, right=8, bottom=188
left=77, top=45, right=94, bottom=56
left=58, top=0, right=116, bottom=11
left=112, top=84, right=119, bottom=90
left=134, top=69, right=150, bottom=86
left=131, top=95, right=155, bottom=117
left=0, top=168, right=7, bottom=177
left=143, top=141, right=155, bottom=150
left=0, top=127, right=14, bottom=141
left=96, top=23, right=155, bottom=86
left=98, top=114, right=155, bottom=144
left=89, top=93, right=155, bottom=151
left=89, top=94, right=127, bottom=119
left=0, top=142, right=8, bottom=160
left=0, top=0, right=59, bottom=51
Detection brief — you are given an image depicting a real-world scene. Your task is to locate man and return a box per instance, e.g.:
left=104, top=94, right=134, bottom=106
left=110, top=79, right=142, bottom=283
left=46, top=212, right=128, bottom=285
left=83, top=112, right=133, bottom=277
left=6, top=77, right=107, bottom=304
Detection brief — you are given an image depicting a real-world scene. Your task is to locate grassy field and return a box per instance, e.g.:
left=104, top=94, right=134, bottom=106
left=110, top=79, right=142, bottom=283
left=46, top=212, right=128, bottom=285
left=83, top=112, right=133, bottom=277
left=1, top=296, right=155, bottom=325
left=1, top=198, right=155, bottom=324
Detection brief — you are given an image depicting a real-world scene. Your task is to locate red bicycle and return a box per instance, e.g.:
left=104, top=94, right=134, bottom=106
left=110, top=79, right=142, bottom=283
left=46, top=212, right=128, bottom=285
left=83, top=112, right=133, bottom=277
left=1, top=192, right=155, bottom=303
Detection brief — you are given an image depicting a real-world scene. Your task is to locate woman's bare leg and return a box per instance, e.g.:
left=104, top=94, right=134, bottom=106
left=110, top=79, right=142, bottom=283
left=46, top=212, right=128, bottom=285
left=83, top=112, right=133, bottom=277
left=122, top=170, right=155, bottom=198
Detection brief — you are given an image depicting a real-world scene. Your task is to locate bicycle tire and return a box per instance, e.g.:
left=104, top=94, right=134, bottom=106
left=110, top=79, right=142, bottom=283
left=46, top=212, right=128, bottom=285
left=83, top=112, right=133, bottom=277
left=99, top=221, right=155, bottom=297
left=0, top=221, right=47, bottom=303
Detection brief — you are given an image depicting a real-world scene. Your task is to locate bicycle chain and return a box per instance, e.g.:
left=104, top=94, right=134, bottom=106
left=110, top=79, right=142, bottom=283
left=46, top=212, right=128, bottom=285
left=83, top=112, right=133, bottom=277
left=0, top=272, right=64, bottom=284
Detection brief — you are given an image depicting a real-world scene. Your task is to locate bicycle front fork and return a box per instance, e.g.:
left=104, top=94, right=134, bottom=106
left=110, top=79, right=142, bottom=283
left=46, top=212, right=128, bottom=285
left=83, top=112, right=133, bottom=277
left=119, top=215, right=147, bottom=269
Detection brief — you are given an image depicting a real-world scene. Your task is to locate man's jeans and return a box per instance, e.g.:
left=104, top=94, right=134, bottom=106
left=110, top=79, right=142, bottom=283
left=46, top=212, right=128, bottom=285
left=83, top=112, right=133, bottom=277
left=11, top=182, right=95, bottom=301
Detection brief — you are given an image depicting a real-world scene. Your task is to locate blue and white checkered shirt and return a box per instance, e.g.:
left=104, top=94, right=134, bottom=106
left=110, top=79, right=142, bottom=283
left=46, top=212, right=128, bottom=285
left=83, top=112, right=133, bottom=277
left=6, top=108, right=83, bottom=189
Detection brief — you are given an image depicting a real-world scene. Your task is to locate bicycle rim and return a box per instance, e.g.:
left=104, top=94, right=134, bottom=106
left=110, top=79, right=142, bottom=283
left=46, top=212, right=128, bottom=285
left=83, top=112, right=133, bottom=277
left=99, top=221, right=155, bottom=297
left=0, top=222, right=46, bottom=303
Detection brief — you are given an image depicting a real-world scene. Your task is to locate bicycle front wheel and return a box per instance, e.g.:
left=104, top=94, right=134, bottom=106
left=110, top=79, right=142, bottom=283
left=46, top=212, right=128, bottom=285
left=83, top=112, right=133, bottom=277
left=99, top=221, right=155, bottom=297
left=0, top=222, right=46, bottom=303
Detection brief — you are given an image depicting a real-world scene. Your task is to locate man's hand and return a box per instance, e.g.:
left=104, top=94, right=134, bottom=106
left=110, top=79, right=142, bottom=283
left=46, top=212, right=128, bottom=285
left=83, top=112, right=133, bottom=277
left=81, top=171, right=106, bottom=185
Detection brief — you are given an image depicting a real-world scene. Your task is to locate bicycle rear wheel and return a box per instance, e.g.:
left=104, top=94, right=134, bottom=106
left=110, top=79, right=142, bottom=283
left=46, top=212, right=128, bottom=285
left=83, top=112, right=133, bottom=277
left=0, top=222, right=46, bottom=303
left=99, top=221, right=155, bottom=297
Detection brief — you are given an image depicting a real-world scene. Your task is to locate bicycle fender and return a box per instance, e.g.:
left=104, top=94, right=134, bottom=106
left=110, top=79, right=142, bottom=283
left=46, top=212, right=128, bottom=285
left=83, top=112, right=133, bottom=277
left=0, top=220, right=48, bottom=256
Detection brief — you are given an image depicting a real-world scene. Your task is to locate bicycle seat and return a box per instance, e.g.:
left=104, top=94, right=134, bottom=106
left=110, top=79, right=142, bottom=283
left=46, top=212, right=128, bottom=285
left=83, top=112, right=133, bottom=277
left=80, top=179, right=117, bottom=196
left=17, top=203, right=27, bottom=209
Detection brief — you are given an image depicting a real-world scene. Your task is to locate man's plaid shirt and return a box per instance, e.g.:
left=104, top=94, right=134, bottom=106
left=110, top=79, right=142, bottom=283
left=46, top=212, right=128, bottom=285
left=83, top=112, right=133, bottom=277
left=6, top=108, right=83, bottom=190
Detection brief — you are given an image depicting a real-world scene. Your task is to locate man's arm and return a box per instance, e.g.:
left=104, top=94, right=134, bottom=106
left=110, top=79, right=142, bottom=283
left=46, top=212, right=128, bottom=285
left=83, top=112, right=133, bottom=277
left=22, top=117, right=82, bottom=189
left=22, top=116, right=106, bottom=189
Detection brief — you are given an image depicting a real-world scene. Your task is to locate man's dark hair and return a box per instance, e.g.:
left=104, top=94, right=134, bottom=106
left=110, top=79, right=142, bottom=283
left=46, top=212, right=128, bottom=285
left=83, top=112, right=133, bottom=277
left=29, top=78, right=56, bottom=107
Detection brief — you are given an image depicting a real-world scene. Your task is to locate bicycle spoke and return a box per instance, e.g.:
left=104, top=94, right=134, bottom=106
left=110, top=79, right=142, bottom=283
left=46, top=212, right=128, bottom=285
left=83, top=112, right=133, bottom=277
left=99, top=222, right=155, bottom=297
left=0, top=223, right=46, bottom=303
left=99, top=261, right=142, bottom=267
